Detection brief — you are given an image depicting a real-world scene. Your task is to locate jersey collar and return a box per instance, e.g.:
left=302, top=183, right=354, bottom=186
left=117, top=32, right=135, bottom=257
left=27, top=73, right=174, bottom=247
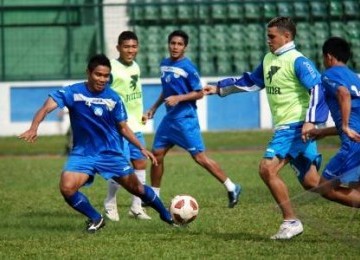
left=274, top=41, right=295, bottom=56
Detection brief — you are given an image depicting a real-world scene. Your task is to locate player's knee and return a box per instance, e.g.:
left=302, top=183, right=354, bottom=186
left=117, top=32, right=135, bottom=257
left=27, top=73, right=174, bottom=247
left=131, top=183, right=144, bottom=196
left=153, top=151, right=165, bottom=163
left=192, top=152, right=208, bottom=166
left=258, top=162, right=272, bottom=181
left=59, top=183, right=77, bottom=198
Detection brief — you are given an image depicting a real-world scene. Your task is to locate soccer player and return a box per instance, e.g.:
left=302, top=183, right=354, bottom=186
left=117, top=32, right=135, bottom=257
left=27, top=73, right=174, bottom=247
left=145, top=30, right=241, bottom=208
left=305, top=37, right=360, bottom=205
left=103, top=31, right=151, bottom=221
left=19, top=54, right=175, bottom=232
left=204, top=17, right=329, bottom=239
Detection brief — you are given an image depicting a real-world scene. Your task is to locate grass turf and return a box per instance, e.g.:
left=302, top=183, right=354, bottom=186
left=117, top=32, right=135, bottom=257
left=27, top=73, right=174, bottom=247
left=1, top=131, right=359, bottom=259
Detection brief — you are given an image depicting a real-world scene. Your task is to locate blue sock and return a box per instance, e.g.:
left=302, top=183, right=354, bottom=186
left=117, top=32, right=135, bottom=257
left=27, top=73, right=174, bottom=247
left=139, top=185, right=172, bottom=223
left=64, top=191, right=101, bottom=222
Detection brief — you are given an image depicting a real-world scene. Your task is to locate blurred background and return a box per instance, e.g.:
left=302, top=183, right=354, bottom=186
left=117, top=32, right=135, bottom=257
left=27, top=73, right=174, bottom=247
left=0, top=0, right=356, bottom=135
left=1, top=0, right=359, bottom=80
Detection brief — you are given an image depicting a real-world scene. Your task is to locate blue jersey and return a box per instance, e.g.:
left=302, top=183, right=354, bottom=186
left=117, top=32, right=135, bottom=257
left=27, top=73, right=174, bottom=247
left=322, top=65, right=360, bottom=139
left=50, top=82, right=128, bottom=156
left=160, top=57, right=202, bottom=119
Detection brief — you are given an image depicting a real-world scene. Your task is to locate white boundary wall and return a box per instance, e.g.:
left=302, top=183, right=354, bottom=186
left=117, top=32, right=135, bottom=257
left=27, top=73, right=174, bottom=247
left=0, top=78, right=273, bottom=136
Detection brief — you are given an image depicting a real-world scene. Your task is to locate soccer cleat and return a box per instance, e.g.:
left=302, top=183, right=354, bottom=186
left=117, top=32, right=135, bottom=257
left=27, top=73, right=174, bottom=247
left=104, top=200, right=120, bottom=222
left=128, top=206, right=152, bottom=220
left=270, top=220, right=304, bottom=240
left=160, top=210, right=178, bottom=226
left=228, top=184, right=242, bottom=208
left=87, top=216, right=105, bottom=233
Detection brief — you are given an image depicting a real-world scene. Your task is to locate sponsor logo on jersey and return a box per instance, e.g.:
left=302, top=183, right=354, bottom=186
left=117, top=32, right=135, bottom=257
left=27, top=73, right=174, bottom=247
left=267, top=86, right=282, bottom=94
left=161, top=66, right=188, bottom=78
left=73, top=93, right=116, bottom=111
left=266, top=66, right=281, bottom=83
left=351, top=85, right=360, bottom=96
left=125, top=91, right=142, bottom=102
left=94, top=107, right=103, bottom=116
left=303, top=61, right=317, bottom=78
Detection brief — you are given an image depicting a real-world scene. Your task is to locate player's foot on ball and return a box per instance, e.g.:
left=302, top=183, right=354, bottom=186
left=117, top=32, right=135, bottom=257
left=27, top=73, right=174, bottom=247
left=228, top=184, right=242, bottom=208
left=160, top=210, right=177, bottom=226
left=86, top=216, right=105, bottom=233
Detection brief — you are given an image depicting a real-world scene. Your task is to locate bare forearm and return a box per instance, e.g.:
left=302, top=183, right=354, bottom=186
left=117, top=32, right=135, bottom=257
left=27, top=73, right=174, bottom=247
left=119, top=124, right=145, bottom=150
left=150, top=93, right=164, bottom=111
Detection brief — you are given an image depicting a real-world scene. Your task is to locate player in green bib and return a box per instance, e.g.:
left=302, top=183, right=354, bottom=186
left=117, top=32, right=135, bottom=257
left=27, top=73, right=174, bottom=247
left=104, top=31, right=151, bottom=221
left=205, top=17, right=329, bottom=240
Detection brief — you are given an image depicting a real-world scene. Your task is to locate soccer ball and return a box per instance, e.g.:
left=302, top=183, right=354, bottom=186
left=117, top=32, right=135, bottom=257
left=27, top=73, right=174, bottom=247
left=169, top=195, right=199, bottom=225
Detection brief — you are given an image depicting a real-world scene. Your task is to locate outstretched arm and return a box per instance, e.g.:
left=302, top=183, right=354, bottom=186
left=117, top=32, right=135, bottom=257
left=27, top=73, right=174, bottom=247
left=305, top=126, right=338, bottom=141
left=165, top=90, right=203, bottom=107
left=18, top=97, right=59, bottom=143
left=204, top=64, right=264, bottom=97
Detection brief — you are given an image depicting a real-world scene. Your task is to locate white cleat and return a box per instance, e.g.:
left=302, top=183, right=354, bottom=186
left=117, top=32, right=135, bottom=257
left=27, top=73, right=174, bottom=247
left=128, top=206, right=152, bottom=220
left=270, top=220, right=303, bottom=240
left=104, top=201, right=120, bottom=222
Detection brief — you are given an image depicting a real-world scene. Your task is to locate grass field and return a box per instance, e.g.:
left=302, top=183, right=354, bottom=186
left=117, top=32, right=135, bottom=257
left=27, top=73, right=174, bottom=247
left=1, top=131, right=359, bottom=259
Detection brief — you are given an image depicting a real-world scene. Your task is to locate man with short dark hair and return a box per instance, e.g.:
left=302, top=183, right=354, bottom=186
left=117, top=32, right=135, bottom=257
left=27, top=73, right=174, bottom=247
left=19, top=54, right=175, bottom=232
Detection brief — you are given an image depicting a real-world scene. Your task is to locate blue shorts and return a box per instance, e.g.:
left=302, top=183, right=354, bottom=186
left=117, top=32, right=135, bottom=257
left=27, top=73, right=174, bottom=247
left=323, top=141, right=360, bottom=184
left=264, top=123, right=321, bottom=181
left=63, top=154, right=133, bottom=185
left=122, top=132, right=146, bottom=161
left=152, top=116, right=205, bottom=155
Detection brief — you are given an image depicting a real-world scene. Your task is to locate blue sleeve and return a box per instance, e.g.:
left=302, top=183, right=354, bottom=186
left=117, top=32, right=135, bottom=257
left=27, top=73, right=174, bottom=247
left=306, top=83, right=329, bottom=123
left=294, top=56, right=321, bottom=90
left=188, top=69, right=202, bottom=91
left=113, top=97, right=128, bottom=123
left=217, top=63, right=265, bottom=89
left=321, top=72, right=341, bottom=96
left=49, top=87, right=72, bottom=109
left=216, top=63, right=264, bottom=97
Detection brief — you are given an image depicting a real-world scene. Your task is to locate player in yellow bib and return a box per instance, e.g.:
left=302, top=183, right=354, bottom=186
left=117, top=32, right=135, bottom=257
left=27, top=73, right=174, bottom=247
left=205, top=17, right=329, bottom=240
left=104, top=31, right=151, bottom=221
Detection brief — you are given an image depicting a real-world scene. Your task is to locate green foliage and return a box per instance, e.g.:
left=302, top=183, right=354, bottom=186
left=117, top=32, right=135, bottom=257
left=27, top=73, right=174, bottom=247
left=0, top=133, right=357, bottom=259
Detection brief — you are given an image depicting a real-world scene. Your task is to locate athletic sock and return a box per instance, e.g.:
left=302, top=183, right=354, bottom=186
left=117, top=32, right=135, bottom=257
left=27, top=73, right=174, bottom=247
left=223, top=178, right=236, bottom=192
left=132, top=170, right=146, bottom=208
left=151, top=186, right=160, bottom=197
left=105, top=179, right=120, bottom=205
left=64, top=191, right=101, bottom=221
left=139, top=185, right=169, bottom=219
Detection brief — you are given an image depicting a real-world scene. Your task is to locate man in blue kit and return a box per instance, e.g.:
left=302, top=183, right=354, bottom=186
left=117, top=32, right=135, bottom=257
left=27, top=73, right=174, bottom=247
left=145, top=30, right=241, bottom=209
left=19, top=54, right=175, bottom=232
left=305, top=37, right=360, bottom=206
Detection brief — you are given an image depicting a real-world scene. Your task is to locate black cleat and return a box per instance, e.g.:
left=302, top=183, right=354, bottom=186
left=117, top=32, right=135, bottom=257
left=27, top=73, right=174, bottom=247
left=86, top=216, right=105, bottom=233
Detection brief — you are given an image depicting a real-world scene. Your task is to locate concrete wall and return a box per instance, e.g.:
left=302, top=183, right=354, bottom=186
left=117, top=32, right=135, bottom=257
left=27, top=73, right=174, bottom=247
left=0, top=78, right=272, bottom=136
